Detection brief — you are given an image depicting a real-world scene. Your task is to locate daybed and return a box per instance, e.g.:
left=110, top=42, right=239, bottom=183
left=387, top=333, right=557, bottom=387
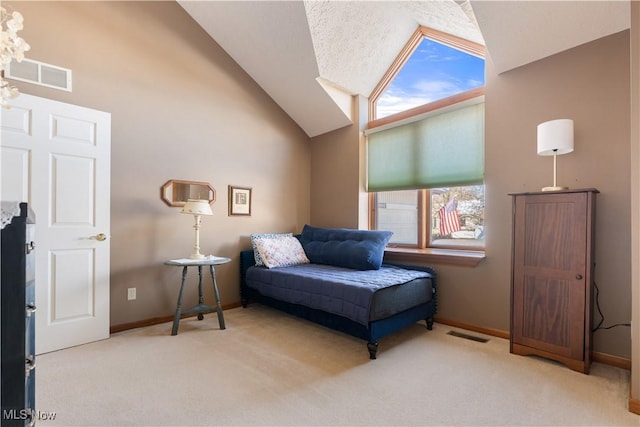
left=240, top=225, right=437, bottom=359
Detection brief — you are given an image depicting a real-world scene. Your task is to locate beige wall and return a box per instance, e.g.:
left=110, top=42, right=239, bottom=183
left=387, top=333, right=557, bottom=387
left=309, top=96, right=364, bottom=228
left=311, top=31, right=632, bottom=358
left=7, top=1, right=311, bottom=327
left=631, top=0, right=639, bottom=400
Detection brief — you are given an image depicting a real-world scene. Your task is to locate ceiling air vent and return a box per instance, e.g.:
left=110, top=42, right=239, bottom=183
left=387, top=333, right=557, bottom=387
left=5, top=58, right=72, bottom=92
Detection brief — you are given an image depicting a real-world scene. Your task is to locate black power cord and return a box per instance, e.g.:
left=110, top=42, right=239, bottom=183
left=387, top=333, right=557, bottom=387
left=592, top=280, right=631, bottom=333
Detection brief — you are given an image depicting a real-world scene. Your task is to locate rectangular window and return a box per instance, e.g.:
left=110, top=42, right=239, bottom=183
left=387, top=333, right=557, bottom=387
left=373, top=186, right=484, bottom=250
left=430, top=185, right=484, bottom=249
left=375, top=190, right=419, bottom=246
left=366, top=97, right=485, bottom=251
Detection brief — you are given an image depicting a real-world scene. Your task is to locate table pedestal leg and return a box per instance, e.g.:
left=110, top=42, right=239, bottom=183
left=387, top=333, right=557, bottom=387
left=171, top=266, right=188, bottom=335
left=210, top=265, right=226, bottom=329
left=197, top=266, right=204, bottom=321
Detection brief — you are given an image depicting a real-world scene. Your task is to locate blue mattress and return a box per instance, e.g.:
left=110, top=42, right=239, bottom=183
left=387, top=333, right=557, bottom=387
left=245, top=263, right=433, bottom=326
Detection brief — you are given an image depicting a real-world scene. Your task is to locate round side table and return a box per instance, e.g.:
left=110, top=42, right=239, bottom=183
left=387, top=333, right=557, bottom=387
left=164, top=257, right=231, bottom=335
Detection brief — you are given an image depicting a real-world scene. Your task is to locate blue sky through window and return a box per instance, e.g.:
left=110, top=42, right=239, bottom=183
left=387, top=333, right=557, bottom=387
left=376, top=38, right=485, bottom=119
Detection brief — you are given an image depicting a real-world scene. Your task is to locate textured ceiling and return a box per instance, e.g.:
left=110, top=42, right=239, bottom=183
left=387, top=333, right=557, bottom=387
left=178, top=1, right=630, bottom=138
left=304, top=0, right=483, bottom=96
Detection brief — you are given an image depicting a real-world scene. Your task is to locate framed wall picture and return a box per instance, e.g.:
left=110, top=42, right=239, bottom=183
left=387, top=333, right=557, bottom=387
left=228, top=185, right=252, bottom=216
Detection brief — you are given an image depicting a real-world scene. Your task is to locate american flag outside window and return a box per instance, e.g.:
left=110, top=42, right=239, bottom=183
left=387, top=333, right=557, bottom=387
left=438, top=198, right=461, bottom=236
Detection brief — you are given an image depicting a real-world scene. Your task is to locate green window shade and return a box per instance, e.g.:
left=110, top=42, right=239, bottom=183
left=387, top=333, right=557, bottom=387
left=367, top=102, right=484, bottom=192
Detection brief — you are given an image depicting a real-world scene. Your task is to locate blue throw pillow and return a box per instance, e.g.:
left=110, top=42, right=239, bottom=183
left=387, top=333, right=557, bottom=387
left=299, top=224, right=393, bottom=270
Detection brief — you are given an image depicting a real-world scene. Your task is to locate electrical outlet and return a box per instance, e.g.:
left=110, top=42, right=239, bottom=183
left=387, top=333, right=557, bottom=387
left=127, top=287, right=136, bottom=301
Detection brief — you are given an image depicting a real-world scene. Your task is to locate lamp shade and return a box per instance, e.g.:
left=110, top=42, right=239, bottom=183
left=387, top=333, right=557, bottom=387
left=537, top=119, right=574, bottom=156
left=181, top=199, right=213, bottom=216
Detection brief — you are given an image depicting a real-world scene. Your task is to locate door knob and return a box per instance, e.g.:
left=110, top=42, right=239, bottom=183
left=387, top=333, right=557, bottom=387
left=576, top=274, right=583, bottom=280
left=91, top=233, right=107, bottom=241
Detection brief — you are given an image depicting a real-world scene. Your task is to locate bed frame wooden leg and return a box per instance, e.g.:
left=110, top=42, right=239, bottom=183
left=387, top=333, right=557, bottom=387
left=426, top=317, right=434, bottom=330
left=367, top=341, right=379, bottom=359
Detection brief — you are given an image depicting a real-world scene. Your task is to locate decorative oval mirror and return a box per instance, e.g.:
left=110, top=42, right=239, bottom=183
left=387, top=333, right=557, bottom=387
left=161, top=180, right=216, bottom=207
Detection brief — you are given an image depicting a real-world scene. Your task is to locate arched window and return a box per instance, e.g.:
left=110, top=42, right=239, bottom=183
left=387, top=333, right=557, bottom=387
left=366, top=27, right=486, bottom=254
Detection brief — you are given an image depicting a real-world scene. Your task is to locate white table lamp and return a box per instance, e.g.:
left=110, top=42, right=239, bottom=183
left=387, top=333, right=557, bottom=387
left=181, top=199, right=213, bottom=259
left=537, top=119, right=574, bottom=191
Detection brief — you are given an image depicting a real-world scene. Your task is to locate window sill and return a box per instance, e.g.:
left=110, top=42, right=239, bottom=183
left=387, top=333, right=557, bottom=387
left=383, top=247, right=485, bottom=267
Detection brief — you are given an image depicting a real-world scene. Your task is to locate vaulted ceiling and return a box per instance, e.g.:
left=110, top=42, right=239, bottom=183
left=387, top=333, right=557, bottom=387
left=177, top=1, right=630, bottom=138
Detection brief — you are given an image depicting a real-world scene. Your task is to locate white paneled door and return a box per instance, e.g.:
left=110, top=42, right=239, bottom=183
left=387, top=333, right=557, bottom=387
left=1, top=93, right=111, bottom=354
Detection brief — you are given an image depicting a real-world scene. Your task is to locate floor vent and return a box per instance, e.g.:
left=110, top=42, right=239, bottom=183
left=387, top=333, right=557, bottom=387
left=6, top=58, right=72, bottom=92
left=447, top=330, right=489, bottom=343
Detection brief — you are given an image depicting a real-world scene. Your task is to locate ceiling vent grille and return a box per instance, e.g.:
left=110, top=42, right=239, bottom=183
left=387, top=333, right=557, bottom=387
left=5, top=58, right=72, bottom=92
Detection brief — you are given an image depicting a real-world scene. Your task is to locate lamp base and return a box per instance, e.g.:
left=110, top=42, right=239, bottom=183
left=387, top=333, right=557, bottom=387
left=189, top=253, right=206, bottom=260
left=541, top=186, right=569, bottom=192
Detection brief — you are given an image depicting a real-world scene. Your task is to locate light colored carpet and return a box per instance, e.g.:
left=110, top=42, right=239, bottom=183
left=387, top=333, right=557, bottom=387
left=36, top=305, right=639, bottom=426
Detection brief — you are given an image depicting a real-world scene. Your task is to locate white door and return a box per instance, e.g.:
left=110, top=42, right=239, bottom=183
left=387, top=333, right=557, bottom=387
left=1, top=93, right=111, bottom=354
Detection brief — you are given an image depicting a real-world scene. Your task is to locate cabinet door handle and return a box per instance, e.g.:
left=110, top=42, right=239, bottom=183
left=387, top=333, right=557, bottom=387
left=25, top=355, right=35, bottom=376
left=576, top=274, right=583, bottom=280
left=25, top=408, right=35, bottom=427
left=26, top=303, right=36, bottom=317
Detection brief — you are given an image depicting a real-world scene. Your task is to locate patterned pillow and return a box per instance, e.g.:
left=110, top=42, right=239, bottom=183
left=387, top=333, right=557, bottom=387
left=250, top=233, right=293, bottom=266
left=254, top=236, right=310, bottom=269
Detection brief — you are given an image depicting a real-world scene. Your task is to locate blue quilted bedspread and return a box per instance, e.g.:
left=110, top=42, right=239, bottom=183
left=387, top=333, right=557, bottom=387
left=245, top=263, right=432, bottom=326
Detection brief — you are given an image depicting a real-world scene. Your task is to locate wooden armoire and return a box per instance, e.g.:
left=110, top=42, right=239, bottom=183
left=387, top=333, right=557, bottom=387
left=509, top=189, right=598, bottom=374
